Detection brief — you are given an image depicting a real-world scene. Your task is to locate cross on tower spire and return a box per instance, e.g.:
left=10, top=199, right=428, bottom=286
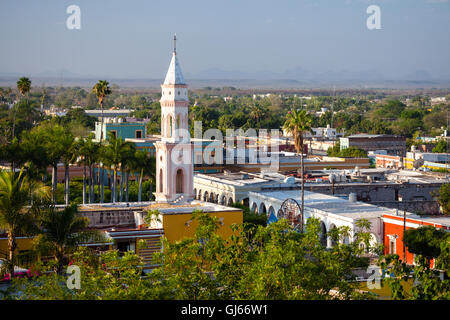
left=174, top=33, right=177, bottom=55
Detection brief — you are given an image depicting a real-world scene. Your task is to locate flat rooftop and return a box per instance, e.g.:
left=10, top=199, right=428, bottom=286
left=145, top=200, right=240, bottom=215
left=251, top=190, right=394, bottom=220
left=195, top=171, right=298, bottom=187
left=79, top=200, right=239, bottom=215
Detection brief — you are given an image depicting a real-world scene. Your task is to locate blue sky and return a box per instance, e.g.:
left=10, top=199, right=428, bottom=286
left=0, top=0, right=449, bottom=79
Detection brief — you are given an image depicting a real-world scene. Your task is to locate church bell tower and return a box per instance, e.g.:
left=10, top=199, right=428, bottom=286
left=154, top=34, right=194, bottom=203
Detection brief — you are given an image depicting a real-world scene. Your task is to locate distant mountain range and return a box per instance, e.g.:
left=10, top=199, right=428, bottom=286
left=1, top=67, right=449, bottom=89
left=186, top=67, right=449, bottom=82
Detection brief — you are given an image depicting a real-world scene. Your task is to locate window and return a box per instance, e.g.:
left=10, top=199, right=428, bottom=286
left=109, top=130, right=117, bottom=139
left=389, top=239, right=396, bottom=255
left=135, top=130, right=142, bottom=138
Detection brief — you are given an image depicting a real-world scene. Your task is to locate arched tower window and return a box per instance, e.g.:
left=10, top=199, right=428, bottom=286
left=176, top=169, right=184, bottom=194
left=168, top=115, right=173, bottom=137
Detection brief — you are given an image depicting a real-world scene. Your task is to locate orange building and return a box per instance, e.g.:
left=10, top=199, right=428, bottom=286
left=382, top=213, right=450, bottom=268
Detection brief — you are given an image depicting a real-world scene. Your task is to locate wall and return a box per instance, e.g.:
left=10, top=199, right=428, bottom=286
left=161, top=210, right=243, bottom=243
left=305, top=182, right=442, bottom=214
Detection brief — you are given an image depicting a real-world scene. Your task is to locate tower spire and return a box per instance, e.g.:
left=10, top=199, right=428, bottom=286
left=174, top=33, right=177, bottom=55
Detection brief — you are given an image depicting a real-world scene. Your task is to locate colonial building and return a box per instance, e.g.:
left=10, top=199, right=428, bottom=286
left=382, top=212, right=450, bottom=268
left=154, top=35, right=195, bottom=203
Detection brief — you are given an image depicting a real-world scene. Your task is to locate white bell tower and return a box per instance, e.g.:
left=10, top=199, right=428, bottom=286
left=154, top=34, right=194, bottom=203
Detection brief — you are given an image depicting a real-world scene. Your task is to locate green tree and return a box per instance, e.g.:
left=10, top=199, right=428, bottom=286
left=404, top=226, right=449, bottom=264
left=102, top=132, right=135, bottom=203
left=92, top=80, right=112, bottom=141
left=131, top=149, right=156, bottom=202
left=437, top=183, right=450, bottom=215
left=33, top=204, right=104, bottom=274
left=12, top=77, right=32, bottom=140
left=283, top=108, right=312, bottom=231
left=432, top=139, right=449, bottom=153
left=0, top=169, right=50, bottom=277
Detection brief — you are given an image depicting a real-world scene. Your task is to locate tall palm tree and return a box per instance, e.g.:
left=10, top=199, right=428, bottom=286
left=79, top=134, right=99, bottom=204
left=102, top=132, right=134, bottom=203
left=40, top=87, right=47, bottom=112
left=92, top=80, right=112, bottom=141
left=98, top=142, right=106, bottom=203
left=283, top=108, right=312, bottom=232
left=34, top=204, right=104, bottom=274
left=61, top=133, right=76, bottom=206
left=120, top=143, right=136, bottom=203
left=13, top=77, right=32, bottom=140
left=0, top=169, right=50, bottom=277
left=131, top=149, right=156, bottom=202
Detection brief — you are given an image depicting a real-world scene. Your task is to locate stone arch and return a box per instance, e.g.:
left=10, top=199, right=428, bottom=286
left=209, top=192, right=215, bottom=203
left=175, top=168, right=184, bottom=194
left=251, top=202, right=258, bottom=213
left=259, top=203, right=267, bottom=214
left=220, top=194, right=226, bottom=205
left=227, top=197, right=233, bottom=206
left=203, top=191, right=209, bottom=202
left=359, top=233, right=378, bottom=253
left=319, top=221, right=327, bottom=247
left=268, top=205, right=275, bottom=216
left=328, top=223, right=338, bottom=248
left=193, top=188, right=197, bottom=200
left=197, top=189, right=202, bottom=200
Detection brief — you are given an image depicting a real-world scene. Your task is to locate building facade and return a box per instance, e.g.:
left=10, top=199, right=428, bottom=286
left=340, top=134, right=406, bottom=157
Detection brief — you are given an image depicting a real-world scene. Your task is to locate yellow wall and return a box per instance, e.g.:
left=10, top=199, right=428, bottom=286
left=0, top=237, right=35, bottom=257
left=162, top=210, right=243, bottom=243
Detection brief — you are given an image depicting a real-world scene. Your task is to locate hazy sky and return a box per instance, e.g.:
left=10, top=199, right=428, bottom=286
left=0, top=0, right=449, bottom=79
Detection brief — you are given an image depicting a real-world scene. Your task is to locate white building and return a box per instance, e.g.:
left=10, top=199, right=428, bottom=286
left=249, top=190, right=387, bottom=248
left=193, top=171, right=299, bottom=206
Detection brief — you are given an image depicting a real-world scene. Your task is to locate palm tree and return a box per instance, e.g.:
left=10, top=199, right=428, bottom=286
left=16, top=77, right=31, bottom=97
left=0, top=169, right=50, bottom=277
left=120, top=143, right=136, bottom=203
left=35, top=204, right=104, bottom=274
left=61, top=133, right=76, bottom=206
left=102, top=132, right=134, bottom=203
left=249, top=104, right=266, bottom=127
left=98, top=142, right=106, bottom=203
left=92, top=80, right=112, bottom=141
left=283, top=108, right=312, bottom=232
left=78, top=134, right=99, bottom=204
left=46, top=125, right=73, bottom=204
left=130, top=149, right=156, bottom=202
left=13, top=77, right=32, bottom=140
